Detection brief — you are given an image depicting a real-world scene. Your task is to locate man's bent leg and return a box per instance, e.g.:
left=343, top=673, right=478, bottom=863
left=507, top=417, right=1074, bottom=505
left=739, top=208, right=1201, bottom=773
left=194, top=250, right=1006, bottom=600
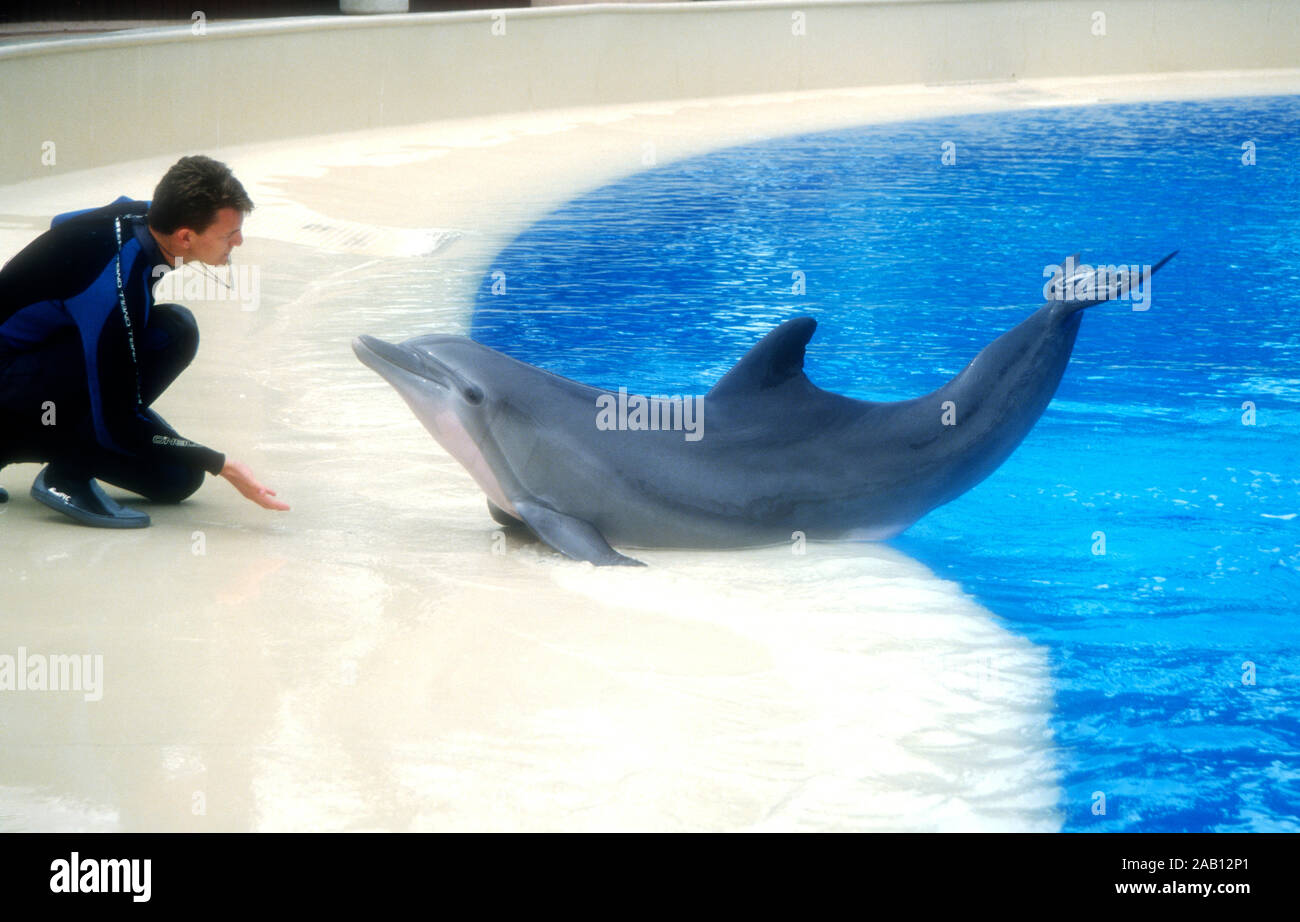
left=138, top=304, right=200, bottom=406
left=1, top=308, right=206, bottom=519
left=86, top=304, right=205, bottom=502
left=88, top=411, right=206, bottom=503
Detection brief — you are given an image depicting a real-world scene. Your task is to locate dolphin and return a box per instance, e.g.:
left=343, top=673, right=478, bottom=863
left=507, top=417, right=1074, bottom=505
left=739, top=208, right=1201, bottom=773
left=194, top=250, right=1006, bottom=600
left=354, top=252, right=1176, bottom=566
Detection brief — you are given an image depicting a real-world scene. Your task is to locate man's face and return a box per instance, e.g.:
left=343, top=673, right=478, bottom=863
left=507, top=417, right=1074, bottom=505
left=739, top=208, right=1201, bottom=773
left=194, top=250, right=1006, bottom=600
left=184, top=207, right=244, bottom=266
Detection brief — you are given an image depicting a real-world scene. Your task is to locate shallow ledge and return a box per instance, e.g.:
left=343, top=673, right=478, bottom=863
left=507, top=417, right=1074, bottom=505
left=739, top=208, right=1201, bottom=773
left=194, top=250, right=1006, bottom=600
left=1, top=0, right=1297, bottom=185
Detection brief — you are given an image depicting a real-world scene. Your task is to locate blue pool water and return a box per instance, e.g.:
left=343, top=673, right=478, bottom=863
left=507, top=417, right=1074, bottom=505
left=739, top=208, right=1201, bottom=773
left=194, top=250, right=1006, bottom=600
left=470, top=96, right=1300, bottom=832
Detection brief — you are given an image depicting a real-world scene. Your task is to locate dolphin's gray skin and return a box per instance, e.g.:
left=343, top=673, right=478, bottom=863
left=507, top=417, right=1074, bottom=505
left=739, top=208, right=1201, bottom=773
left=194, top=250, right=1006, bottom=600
left=354, top=252, right=1175, bottom=566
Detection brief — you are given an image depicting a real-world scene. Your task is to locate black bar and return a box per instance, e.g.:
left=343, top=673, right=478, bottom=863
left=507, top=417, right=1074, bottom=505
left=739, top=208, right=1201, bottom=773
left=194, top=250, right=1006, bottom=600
left=0, top=833, right=1284, bottom=908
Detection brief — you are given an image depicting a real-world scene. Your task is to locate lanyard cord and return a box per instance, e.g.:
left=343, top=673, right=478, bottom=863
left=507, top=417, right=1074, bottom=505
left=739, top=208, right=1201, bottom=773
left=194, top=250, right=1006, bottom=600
left=113, top=214, right=145, bottom=408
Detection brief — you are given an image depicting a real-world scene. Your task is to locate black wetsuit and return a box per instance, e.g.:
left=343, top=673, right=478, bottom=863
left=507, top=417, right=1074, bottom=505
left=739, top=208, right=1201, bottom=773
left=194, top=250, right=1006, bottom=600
left=0, top=198, right=224, bottom=501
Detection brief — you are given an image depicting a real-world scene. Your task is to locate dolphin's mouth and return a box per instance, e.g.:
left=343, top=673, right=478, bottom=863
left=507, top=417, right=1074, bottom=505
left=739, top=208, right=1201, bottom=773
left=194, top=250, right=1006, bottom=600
left=354, top=334, right=446, bottom=384
left=356, top=335, right=457, bottom=390
left=353, top=335, right=483, bottom=404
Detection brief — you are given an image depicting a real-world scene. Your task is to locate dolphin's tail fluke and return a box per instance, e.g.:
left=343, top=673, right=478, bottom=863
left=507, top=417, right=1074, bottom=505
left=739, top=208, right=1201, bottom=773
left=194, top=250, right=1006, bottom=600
left=1046, top=250, right=1178, bottom=315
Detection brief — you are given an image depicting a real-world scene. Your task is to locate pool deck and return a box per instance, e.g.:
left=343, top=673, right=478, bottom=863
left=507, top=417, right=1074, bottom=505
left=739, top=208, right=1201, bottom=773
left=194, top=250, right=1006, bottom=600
left=2, top=69, right=1297, bottom=831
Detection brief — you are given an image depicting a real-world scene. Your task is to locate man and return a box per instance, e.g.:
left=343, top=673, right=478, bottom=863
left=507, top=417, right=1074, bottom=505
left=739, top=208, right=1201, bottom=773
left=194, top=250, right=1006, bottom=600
left=0, top=155, right=288, bottom=526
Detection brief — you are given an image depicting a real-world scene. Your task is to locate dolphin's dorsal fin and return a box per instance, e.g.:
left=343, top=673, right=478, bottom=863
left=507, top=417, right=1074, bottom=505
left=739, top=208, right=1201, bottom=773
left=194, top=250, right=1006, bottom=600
left=707, top=317, right=817, bottom=400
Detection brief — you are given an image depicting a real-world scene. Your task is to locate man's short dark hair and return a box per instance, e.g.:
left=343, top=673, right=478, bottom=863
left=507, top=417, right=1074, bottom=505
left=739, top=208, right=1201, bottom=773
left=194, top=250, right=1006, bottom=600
left=148, top=155, right=254, bottom=234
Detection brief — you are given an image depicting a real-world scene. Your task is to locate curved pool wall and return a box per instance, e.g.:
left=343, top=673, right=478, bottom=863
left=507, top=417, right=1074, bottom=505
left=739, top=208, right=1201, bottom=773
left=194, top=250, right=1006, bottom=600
left=2, top=0, right=1298, bottom=186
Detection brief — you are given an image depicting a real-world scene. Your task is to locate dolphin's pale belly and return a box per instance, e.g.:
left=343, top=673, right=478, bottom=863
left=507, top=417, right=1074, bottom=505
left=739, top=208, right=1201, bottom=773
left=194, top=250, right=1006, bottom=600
left=591, top=485, right=922, bottom=549
left=837, top=522, right=914, bottom=542
left=423, top=407, right=518, bottom=519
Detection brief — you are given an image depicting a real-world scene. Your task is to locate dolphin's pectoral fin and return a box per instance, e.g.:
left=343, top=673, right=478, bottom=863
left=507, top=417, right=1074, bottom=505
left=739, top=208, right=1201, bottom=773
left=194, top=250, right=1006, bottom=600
left=486, top=499, right=526, bottom=528
left=512, top=500, right=646, bottom=567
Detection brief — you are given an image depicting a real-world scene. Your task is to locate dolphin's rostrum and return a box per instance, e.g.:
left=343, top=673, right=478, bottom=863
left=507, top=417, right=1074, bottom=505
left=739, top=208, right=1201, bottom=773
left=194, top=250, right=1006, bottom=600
left=354, top=252, right=1175, bottom=566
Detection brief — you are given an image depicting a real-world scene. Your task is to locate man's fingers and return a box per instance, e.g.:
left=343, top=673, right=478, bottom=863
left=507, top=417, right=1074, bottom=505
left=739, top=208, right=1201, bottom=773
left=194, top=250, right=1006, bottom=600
left=222, top=461, right=288, bottom=511
left=253, top=487, right=289, bottom=511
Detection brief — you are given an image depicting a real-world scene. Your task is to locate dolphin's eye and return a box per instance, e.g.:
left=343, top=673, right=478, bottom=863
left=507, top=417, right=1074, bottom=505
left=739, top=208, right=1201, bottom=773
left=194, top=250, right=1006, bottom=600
left=463, top=386, right=484, bottom=405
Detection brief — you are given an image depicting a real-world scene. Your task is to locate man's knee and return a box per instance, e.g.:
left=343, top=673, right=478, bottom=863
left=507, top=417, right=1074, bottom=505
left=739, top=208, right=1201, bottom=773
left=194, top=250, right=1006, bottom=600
left=135, top=465, right=205, bottom=504
left=147, top=303, right=199, bottom=366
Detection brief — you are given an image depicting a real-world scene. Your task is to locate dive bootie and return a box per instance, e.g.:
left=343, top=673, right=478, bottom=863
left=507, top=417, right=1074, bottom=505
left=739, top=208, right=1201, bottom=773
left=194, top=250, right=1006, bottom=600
left=0, top=487, right=8, bottom=503
left=30, top=465, right=150, bottom=528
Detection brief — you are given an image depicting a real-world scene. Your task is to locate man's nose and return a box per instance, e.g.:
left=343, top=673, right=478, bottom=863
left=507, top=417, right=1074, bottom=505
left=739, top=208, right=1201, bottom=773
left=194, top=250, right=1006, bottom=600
left=232, top=231, right=243, bottom=247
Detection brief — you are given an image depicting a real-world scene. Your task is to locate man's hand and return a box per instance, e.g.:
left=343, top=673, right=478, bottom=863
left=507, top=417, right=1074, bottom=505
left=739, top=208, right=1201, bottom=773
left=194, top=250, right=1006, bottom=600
left=220, top=459, right=290, bottom=511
